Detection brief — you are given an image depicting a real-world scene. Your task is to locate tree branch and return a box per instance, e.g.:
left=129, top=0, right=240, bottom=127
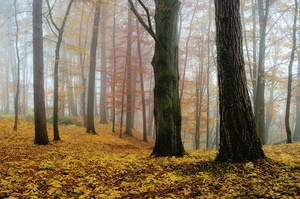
left=45, top=0, right=60, bottom=32
left=127, top=0, right=157, bottom=42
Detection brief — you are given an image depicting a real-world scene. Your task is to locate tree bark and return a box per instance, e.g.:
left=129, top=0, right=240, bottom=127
left=86, top=0, right=101, bottom=134
left=214, top=0, right=265, bottom=162
left=128, top=0, right=185, bottom=156
left=150, top=0, right=185, bottom=157
left=33, top=0, right=49, bottom=145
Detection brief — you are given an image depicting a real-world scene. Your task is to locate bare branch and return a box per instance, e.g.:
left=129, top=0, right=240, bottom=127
left=137, top=0, right=155, bottom=37
left=45, top=0, right=60, bottom=32
left=127, top=0, right=157, bottom=42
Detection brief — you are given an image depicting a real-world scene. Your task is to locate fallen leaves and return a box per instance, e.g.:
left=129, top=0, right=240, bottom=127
left=0, top=117, right=300, bottom=198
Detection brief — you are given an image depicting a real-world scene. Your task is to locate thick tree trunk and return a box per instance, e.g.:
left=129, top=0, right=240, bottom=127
left=86, top=0, right=101, bottom=134
left=151, top=0, right=185, bottom=157
left=33, top=0, right=49, bottom=145
left=214, top=0, right=265, bottom=162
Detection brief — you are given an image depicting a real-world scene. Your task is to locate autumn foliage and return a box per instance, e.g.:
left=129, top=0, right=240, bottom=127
left=0, top=117, right=300, bottom=198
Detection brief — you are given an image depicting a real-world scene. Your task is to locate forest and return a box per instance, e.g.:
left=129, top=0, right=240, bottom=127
left=0, top=0, right=300, bottom=198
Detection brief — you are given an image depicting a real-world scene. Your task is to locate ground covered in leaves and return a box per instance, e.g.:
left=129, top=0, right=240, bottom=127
left=1, top=117, right=300, bottom=199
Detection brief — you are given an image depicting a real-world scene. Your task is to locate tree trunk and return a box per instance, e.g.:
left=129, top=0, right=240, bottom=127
left=78, top=8, right=89, bottom=126
left=206, top=1, right=212, bottom=150
left=195, top=46, right=205, bottom=150
left=214, top=0, right=265, bottom=162
left=5, top=53, right=10, bottom=113
left=255, top=0, right=271, bottom=145
left=151, top=0, right=185, bottom=157
left=46, top=0, right=74, bottom=141
left=136, top=19, right=147, bottom=142
left=285, top=0, right=298, bottom=144
left=124, top=8, right=133, bottom=136
left=111, top=0, right=117, bottom=132
left=147, top=71, right=154, bottom=137
left=265, top=75, right=275, bottom=144
left=13, top=0, right=20, bottom=131
left=99, top=7, right=108, bottom=124
left=86, top=0, right=101, bottom=134
left=294, top=39, right=300, bottom=142
left=33, top=0, right=49, bottom=145
left=179, top=0, right=198, bottom=101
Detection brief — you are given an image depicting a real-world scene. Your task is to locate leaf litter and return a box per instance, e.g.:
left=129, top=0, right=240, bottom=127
left=0, top=118, right=300, bottom=198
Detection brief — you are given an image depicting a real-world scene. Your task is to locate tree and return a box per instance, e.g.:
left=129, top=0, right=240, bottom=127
left=33, top=0, right=49, bottom=145
left=99, top=6, right=108, bottom=124
left=214, top=0, right=265, bottom=162
left=13, top=0, right=21, bottom=131
left=255, top=0, right=272, bottom=145
left=285, top=0, right=298, bottom=144
left=124, top=7, right=133, bottom=136
left=78, top=2, right=89, bottom=127
left=111, top=0, right=117, bottom=133
left=86, top=0, right=101, bottom=134
left=294, top=48, right=300, bottom=142
left=46, top=0, right=74, bottom=141
left=128, top=0, right=185, bottom=157
left=136, top=14, right=148, bottom=142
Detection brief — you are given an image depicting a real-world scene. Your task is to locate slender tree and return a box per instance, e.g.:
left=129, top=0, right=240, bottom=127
left=124, top=7, right=134, bottom=136
left=99, top=7, right=108, bottom=124
left=46, top=0, right=74, bottom=141
left=180, top=0, right=199, bottom=101
left=285, top=0, right=298, bottom=144
left=214, top=0, right=265, bottom=162
left=206, top=0, right=212, bottom=150
left=78, top=3, right=89, bottom=127
left=136, top=16, right=148, bottom=142
left=111, top=0, right=117, bottom=133
left=86, top=0, right=101, bottom=134
left=294, top=48, right=300, bottom=142
left=33, top=0, right=49, bottom=145
left=128, top=0, right=185, bottom=156
left=255, top=0, right=271, bottom=145
left=13, top=0, right=21, bottom=131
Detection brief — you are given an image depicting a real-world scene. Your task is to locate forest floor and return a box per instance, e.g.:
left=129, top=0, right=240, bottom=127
left=0, top=117, right=300, bottom=199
